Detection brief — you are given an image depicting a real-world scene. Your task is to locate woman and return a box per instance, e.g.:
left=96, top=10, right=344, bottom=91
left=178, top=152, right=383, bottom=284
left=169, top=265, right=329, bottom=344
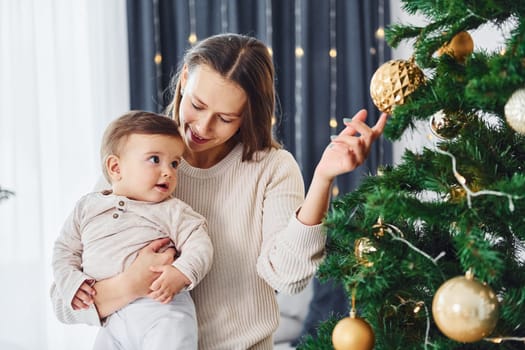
left=51, top=33, right=387, bottom=349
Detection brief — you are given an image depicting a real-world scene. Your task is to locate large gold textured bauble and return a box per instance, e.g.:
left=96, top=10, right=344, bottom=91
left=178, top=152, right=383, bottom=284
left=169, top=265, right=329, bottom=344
left=332, top=313, right=375, bottom=350
left=432, top=271, right=499, bottom=343
left=504, top=88, right=525, bottom=134
left=370, top=58, right=425, bottom=114
left=437, top=31, right=474, bottom=62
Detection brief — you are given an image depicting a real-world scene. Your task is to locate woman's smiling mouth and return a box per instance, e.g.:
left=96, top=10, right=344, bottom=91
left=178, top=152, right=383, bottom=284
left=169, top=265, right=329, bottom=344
left=189, top=128, right=209, bottom=144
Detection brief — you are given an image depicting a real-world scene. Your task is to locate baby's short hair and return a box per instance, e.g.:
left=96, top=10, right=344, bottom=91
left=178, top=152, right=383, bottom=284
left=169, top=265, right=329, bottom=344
left=100, top=110, right=182, bottom=182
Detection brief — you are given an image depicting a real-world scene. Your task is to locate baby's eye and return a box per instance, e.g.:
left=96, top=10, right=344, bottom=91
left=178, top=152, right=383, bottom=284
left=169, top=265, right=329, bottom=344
left=148, top=155, right=160, bottom=164
left=171, top=160, right=179, bottom=169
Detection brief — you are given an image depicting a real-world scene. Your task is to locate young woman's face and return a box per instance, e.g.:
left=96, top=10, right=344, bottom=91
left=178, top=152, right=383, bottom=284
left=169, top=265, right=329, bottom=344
left=179, top=64, right=246, bottom=162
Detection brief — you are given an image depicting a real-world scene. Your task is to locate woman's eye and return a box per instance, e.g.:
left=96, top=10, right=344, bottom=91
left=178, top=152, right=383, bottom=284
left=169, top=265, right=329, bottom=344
left=171, top=160, right=179, bottom=169
left=148, top=155, right=160, bottom=164
left=191, top=102, right=203, bottom=110
left=219, top=116, right=233, bottom=124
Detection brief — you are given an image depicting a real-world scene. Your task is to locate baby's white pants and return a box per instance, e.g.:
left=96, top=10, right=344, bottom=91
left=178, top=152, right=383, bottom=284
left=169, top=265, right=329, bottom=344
left=92, top=291, right=197, bottom=350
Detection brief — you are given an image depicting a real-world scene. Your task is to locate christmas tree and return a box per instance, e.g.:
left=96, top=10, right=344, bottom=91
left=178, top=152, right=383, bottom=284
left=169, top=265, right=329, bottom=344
left=300, top=1, right=525, bottom=349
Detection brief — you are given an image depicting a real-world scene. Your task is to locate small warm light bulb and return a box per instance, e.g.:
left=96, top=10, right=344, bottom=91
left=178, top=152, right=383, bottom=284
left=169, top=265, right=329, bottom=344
left=271, top=116, right=276, bottom=126
left=329, top=48, right=337, bottom=58
left=375, top=27, right=385, bottom=39
left=455, top=173, right=466, bottom=184
left=329, top=117, right=338, bottom=128
left=188, top=33, right=198, bottom=44
left=295, top=47, right=304, bottom=57
left=154, top=53, right=162, bottom=65
left=332, top=186, right=340, bottom=197
left=267, top=47, right=273, bottom=56
left=413, top=302, right=424, bottom=314
left=487, top=338, right=503, bottom=344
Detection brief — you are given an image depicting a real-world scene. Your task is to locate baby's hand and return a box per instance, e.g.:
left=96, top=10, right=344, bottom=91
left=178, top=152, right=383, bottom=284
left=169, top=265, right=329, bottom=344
left=147, top=266, right=190, bottom=304
left=71, top=279, right=96, bottom=310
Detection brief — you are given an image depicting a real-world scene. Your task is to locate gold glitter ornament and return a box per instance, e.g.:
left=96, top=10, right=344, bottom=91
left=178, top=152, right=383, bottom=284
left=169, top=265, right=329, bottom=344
left=432, top=270, right=499, bottom=343
left=504, top=88, right=525, bottom=134
left=370, top=58, right=425, bottom=114
left=332, top=310, right=375, bottom=350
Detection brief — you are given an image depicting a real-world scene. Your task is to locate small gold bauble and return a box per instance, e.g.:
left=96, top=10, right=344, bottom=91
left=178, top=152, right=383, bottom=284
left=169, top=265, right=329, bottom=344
left=437, top=31, right=474, bottom=62
left=370, top=58, right=425, bottom=114
left=432, top=271, right=499, bottom=343
left=332, top=312, right=375, bottom=350
left=448, top=185, right=467, bottom=202
left=429, top=110, right=452, bottom=140
left=504, top=88, right=525, bottom=134
left=354, top=237, right=377, bottom=267
left=372, top=217, right=386, bottom=238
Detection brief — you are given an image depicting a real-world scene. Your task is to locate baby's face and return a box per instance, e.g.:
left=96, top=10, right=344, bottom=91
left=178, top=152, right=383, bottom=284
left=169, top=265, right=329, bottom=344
left=112, top=133, right=184, bottom=202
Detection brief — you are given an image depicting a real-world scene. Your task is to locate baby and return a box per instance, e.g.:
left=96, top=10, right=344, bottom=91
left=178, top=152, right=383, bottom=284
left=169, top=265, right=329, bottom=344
left=50, top=111, right=213, bottom=349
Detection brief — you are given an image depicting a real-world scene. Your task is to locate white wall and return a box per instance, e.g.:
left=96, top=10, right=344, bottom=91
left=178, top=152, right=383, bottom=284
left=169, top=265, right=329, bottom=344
left=389, top=1, right=511, bottom=164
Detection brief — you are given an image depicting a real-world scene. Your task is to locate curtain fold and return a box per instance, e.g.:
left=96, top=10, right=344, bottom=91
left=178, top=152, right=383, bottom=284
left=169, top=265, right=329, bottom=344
left=126, top=0, right=392, bottom=195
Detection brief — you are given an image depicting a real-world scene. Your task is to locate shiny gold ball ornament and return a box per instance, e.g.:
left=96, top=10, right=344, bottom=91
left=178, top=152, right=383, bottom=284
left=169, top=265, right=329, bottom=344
left=354, top=237, right=377, bottom=267
left=437, top=31, right=474, bottom=62
left=332, top=310, right=375, bottom=350
left=370, top=58, right=425, bottom=114
left=504, top=88, right=525, bottom=134
left=432, top=270, right=499, bottom=343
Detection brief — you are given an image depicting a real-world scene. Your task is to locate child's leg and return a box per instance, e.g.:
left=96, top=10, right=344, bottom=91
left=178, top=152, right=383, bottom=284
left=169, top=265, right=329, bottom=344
left=121, top=292, right=198, bottom=350
left=92, top=313, right=130, bottom=350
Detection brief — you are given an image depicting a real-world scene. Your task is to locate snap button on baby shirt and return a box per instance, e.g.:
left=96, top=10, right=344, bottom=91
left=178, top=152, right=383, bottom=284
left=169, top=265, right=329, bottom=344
left=113, top=198, right=127, bottom=219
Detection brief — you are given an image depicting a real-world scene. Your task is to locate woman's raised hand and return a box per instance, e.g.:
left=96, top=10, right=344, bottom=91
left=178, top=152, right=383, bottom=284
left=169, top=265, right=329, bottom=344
left=315, top=109, right=388, bottom=181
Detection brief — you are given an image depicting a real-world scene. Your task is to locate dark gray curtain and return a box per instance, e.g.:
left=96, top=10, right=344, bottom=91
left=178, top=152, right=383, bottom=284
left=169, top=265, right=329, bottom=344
left=126, top=0, right=392, bottom=194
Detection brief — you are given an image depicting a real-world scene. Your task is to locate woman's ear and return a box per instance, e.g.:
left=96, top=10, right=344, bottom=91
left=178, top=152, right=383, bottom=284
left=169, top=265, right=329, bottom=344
left=180, top=64, right=189, bottom=92
left=106, top=155, right=122, bottom=181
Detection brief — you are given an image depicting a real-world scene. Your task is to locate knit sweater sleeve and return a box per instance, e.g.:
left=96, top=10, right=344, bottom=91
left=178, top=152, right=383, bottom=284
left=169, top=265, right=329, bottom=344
left=169, top=200, right=213, bottom=290
left=256, top=150, right=327, bottom=295
left=49, top=196, right=102, bottom=326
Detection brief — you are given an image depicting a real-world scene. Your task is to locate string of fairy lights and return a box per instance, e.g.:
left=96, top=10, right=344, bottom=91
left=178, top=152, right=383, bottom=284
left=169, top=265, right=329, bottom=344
left=220, top=0, right=228, bottom=33
left=188, top=0, right=198, bottom=44
left=294, top=0, right=304, bottom=168
left=329, top=0, right=339, bottom=197
left=152, top=0, right=163, bottom=111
